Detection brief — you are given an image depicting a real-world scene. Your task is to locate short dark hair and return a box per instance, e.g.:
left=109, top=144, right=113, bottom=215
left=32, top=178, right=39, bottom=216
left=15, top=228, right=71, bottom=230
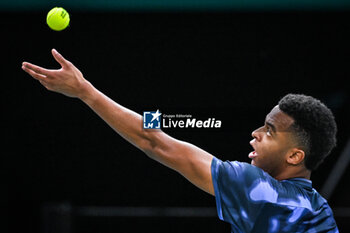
left=278, top=94, right=337, bottom=171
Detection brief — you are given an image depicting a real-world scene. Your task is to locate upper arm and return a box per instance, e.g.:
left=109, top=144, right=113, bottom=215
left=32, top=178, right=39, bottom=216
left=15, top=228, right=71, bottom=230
left=142, top=130, right=215, bottom=195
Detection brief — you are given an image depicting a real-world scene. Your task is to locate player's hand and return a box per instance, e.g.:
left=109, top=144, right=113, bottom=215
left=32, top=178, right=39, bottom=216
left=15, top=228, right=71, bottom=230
left=22, top=49, right=90, bottom=98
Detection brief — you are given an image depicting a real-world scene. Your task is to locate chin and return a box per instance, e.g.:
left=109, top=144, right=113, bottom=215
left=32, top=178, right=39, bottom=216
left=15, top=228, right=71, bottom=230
left=251, top=159, right=264, bottom=170
left=251, top=159, right=256, bottom=166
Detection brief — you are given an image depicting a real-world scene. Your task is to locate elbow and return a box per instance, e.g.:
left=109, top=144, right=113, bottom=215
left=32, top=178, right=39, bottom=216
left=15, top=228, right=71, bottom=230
left=138, top=130, right=165, bottom=158
left=139, top=131, right=179, bottom=170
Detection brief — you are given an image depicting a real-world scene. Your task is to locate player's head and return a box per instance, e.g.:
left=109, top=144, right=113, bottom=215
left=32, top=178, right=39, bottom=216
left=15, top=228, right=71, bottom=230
left=250, top=94, right=337, bottom=178
left=278, top=94, right=337, bottom=170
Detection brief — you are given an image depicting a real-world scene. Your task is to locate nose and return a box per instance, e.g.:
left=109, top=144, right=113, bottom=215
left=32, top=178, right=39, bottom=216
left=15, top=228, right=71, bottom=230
left=251, top=126, right=263, bottom=142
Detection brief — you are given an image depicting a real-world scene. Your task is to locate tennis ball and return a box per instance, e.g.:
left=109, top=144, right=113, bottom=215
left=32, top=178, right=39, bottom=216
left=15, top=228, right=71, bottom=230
left=46, top=7, right=70, bottom=31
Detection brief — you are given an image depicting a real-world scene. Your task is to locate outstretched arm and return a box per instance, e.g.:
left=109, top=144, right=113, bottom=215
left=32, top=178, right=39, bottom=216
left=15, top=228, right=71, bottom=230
left=22, top=49, right=215, bottom=195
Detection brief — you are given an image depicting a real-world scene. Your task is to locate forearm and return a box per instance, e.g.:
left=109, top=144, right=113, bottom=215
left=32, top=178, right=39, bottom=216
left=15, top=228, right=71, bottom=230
left=79, top=81, right=153, bottom=151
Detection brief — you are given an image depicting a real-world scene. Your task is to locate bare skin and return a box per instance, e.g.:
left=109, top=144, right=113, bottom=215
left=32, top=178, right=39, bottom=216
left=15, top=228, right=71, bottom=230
left=249, top=106, right=311, bottom=180
left=21, top=49, right=311, bottom=197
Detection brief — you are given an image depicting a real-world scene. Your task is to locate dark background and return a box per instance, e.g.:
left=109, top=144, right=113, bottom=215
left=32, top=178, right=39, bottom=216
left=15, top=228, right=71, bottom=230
left=3, top=9, right=350, bottom=233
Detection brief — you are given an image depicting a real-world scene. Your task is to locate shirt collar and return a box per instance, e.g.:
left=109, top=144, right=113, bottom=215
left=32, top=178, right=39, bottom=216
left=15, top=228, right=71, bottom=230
left=284, top=177, right=313, bottom=190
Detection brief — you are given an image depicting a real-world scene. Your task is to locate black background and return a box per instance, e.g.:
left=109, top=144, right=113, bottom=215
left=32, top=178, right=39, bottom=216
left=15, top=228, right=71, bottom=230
left=3, top=10, right=350, bottom=232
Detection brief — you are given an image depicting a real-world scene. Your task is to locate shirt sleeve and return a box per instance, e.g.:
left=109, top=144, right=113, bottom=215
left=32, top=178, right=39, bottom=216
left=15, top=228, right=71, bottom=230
left=211, top=157, right=278, bottom=229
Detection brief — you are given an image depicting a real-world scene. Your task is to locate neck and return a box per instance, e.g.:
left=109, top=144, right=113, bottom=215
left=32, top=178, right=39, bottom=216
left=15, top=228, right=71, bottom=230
left=274, top=167, right=311, bottom=181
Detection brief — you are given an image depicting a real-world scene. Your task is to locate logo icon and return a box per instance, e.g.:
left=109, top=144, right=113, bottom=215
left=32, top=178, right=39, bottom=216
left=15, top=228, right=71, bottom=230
left=143, top=110, right=162, bottom=129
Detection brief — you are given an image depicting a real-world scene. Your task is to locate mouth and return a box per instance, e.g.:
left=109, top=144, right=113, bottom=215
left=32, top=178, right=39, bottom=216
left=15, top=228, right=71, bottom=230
left=249, top=139, right=258, bottom=159
left=248, top=151, right=258, bottom=159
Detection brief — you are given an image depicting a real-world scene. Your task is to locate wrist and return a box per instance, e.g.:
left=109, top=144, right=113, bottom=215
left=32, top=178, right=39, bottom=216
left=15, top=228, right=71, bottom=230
left=77, top=80, right=97, bottom=104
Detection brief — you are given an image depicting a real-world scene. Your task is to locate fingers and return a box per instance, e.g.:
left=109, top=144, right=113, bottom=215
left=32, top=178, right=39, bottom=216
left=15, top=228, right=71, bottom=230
left=22, top=62, right=52, bottom=77
left=22, top=63, right=53, bottom=91
left=22, top=62, right=48, bottom=82
left=52, top=49, right=70, bottom=68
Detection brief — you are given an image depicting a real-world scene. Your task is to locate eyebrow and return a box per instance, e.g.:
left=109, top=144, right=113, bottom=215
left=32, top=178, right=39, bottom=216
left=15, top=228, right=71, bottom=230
left=265, top=121, right=277, bottom=133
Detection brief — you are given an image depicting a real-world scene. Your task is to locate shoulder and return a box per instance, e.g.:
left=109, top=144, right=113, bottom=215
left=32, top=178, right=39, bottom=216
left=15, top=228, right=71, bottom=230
left=212, top=157, right=272, bottom=180
left=211, top=157, right=279, bottom=190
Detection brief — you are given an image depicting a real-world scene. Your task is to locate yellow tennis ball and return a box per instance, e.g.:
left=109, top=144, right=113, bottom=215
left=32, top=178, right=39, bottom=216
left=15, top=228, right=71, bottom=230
left=46, top=7, right=70, bottom=31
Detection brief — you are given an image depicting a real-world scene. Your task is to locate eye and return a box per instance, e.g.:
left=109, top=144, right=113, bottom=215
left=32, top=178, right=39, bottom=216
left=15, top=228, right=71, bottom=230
left=266, top=126, right=272, bottom=136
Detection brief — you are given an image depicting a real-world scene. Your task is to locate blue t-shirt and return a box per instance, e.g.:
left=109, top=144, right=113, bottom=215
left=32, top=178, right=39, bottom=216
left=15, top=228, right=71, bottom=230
left=211, top=157, right=339, bottom=233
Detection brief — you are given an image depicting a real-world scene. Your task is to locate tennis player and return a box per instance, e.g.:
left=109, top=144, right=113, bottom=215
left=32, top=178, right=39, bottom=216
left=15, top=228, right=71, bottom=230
left=22, top=49, right=339, bottom=232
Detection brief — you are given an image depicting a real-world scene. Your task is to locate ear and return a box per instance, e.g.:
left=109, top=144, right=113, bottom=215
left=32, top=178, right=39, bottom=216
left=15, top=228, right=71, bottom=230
left=286, top=148, right=305, bottom=166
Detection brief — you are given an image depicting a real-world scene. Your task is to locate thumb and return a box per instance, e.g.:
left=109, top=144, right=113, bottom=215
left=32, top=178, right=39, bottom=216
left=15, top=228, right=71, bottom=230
left=51, top=48, right=70, bottom=68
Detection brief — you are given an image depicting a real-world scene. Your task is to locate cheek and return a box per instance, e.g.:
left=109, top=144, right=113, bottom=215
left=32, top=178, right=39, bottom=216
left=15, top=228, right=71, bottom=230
left=253, top=150, right=284, bottom=175
left=256, top=141, right=285, bottom=165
